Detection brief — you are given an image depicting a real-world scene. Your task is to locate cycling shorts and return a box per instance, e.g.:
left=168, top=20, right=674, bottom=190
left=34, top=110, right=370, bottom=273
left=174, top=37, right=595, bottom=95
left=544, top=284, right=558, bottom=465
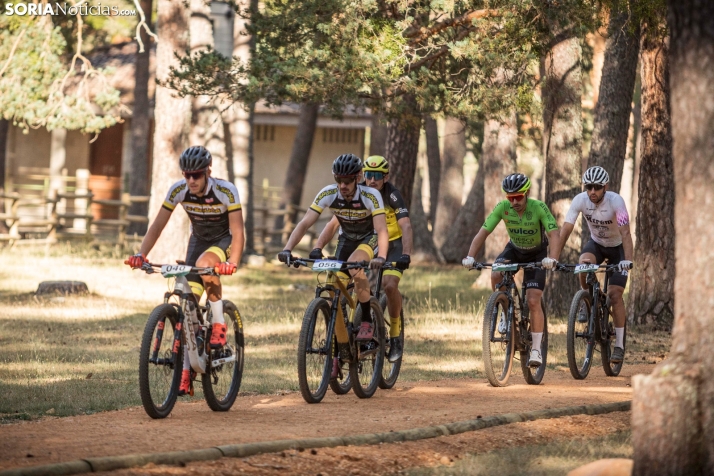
left=581, top=239, right=628, bottom=288
left=335, top=233, right=377, bottom=262
left=494, top=242, right=547, bottom=291
left=384, top=238, right=404, bottom=279
left=185, top=234, right=232, bottom=296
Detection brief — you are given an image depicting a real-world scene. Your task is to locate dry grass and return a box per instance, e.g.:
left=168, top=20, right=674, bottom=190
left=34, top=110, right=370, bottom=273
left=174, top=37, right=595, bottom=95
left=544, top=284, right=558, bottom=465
left=0, top=245, right=671, bottom=421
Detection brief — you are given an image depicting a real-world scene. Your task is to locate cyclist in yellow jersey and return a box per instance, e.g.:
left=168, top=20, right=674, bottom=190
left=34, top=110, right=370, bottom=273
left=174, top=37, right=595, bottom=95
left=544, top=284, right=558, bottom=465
left=313, top=156, right=412, bottom=362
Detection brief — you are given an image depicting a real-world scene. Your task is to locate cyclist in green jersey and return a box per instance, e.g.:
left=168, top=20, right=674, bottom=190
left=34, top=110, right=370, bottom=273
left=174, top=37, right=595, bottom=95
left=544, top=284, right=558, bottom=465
left=462, top=173, right=561, bottom=367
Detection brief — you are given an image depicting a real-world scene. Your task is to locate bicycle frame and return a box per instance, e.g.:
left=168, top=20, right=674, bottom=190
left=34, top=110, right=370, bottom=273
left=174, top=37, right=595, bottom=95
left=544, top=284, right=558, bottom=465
left=579, top=265, right=613, bottom=343
left=489, top=264, right=534, bottom=352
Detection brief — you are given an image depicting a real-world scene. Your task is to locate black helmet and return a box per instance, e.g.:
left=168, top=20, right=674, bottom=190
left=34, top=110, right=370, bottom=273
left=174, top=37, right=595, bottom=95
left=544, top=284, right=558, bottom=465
left=501, top=173, right=531, bottom=194
left=179, top=146, right=212, bottom=171
left=332, top=153, right=363, bottom=176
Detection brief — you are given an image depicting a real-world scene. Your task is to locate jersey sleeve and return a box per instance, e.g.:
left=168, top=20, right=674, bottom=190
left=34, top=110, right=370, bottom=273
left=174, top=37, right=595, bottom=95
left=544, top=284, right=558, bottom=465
left=389, top=187, right=409, bottom=220
left=309, top=185, right=338, bottom=214
left=360, top=186, right=385, bottom=216
left=162, top=180, right=188, bottom=212
left=612, top=194, right=630, bottom=227
left=536, top=200, right=559, bottom=232
left=214, top=180, right=242, bottom=212
left=564, top=193, right=585, bottom=224
left=482, top=201, right=506, bottom=232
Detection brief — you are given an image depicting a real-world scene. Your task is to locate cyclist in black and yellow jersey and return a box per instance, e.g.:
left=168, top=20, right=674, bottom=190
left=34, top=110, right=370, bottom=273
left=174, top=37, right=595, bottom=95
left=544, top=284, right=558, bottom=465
left=126, top=146, right=245, bottom=395
left=313, top=156, right=412, bottom=362
left=278, top=154, right=390, bottom=349
left=462, top=173, right=560, bottom=367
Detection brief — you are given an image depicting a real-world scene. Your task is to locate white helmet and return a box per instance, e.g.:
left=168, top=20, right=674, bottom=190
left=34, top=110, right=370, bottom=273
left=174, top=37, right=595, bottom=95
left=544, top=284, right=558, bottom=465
left=582, top=166, right=609, bottom=185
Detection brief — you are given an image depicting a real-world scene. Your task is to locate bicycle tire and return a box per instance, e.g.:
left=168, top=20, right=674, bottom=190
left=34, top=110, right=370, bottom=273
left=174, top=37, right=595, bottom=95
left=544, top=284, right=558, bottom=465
left=202, top=300, right=245, bottom=411
left=379, top=294, right=404, bottom=389
left=350, top=297, right=385, bottom=398
left=601, top=297, right=625, bottom=376
left=329, top=334, right=352, bottom=394
left=482, top=292, right=516, bottom=387
left=297, top=298, right=332, bottom=403
left=566, top=290, right=595, bottom=380
left=521, top=298, right=548, bottom=385
left=139, top=303, right=182, bottom=419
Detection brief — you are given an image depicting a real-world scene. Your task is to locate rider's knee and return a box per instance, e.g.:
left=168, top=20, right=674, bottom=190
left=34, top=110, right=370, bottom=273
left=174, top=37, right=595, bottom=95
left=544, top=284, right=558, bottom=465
left=526, top=293, right=541, bottom=309
left=608, top=287, right=624, bottom=302
left=383, top=279, right=398, bottom=295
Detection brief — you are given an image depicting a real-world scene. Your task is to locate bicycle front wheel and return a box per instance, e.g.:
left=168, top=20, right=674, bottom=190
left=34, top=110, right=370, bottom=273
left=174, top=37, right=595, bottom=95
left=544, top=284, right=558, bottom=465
left=521, top=298, right=548, bottom=385
left=601, top=297, right=625, bottom=376
left=567, top=290, right=595, bottom=379
left=482, top=292, right=515, bottom=387
left=350, top=297, right=385, bottom=398
left=297, top=298, right=333, bottom=403
left=202, top=300, right=245, bottom=411
left=139, top=303, right=182, bottom=419
left=379, top=294, right=404, bottom=390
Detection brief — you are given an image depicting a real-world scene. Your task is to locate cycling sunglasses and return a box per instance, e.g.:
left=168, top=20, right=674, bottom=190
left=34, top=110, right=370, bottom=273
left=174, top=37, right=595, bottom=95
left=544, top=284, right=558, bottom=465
left=585, top=184, right=604, bottom=191
left=364, top=171, right=385, bottom=180
left=334, top=175, right=357, bottom=185
left=183, top=170, right=206, bottom=181
left=506, top=193, right=525, bottom=202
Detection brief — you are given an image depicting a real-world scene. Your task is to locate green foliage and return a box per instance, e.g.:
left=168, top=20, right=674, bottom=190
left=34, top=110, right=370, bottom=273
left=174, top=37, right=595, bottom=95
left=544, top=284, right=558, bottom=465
left=168, top=0, right=600, bottom=122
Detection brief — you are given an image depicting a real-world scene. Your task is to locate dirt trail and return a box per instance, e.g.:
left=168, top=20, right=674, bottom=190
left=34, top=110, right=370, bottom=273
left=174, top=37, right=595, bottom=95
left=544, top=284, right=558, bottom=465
left=0, top=364, right=649, bottom=474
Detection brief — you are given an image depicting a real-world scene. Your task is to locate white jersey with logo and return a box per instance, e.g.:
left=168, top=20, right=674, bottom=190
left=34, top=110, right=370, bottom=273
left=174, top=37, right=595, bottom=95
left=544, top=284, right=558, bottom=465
left=564, top=191, right=630, bottom=247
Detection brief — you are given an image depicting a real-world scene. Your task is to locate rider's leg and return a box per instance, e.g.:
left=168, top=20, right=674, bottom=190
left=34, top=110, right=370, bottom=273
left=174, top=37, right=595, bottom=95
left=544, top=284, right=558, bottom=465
left=579, top=252, right=598, bottom=289
left=382, top=274, right=402, bottom=338
left=349, top=248, right=373, bottom=320
left=527, top=287, right=544, bottom=337
left=608, top=284, right=626, bottom=348
left=490, top=271, right=504, bottom=291
left=197, top=248, right=228, bottom=347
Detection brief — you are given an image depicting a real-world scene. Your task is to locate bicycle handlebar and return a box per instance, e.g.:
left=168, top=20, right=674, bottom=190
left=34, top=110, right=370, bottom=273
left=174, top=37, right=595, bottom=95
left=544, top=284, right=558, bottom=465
left=137, top=262, right=220, bottom=276
left=287, top=257, right=400, bottom=271
left=556, top=263, right=633, bottom=271
left=468, top=262, right=544, bottom=271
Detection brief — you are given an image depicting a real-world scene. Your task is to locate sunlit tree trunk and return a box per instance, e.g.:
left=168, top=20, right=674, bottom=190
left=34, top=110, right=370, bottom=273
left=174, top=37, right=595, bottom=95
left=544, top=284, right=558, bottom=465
left=441, top=154, right=484, bottom=263
left=632, top=1, right=714, bottom=473
left=424, top=115, right=440, bottom=227
left=147, top=0, right=191, bottom=262
left=542, top=32, right=583, bottom=316
left=628, top=21, right=674, bottom=327
left=411, top=165, right=441, bottom=263
left=0, top=119, right=7, bottom=234
left=433, top=117, right=465, bottom=248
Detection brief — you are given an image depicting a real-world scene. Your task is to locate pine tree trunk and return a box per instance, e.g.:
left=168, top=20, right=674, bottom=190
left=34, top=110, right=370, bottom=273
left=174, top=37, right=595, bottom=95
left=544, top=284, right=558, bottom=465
left=433, top=117, right=465, bottom=248
left=441, top=155, right=484, bottom=263
left=127, top=0, right=152, bottom=235
left=632, top=1, right=714, bottom=473
left=274, top=103, right=319, bottom=238
left=369, top=115, right=388, bottom=158
left=0, top=119, right=7, bottom=234
left=542, top=33, right=583, bottom=316
left=424, top=115, right=440, bottom=227
left=410, top=166, right=441, bottom=263
left=146, top=0, right=191, bottom=262
left=628, top=22, right=674, bottom=327
left=385, top=96, right=421, bottom=211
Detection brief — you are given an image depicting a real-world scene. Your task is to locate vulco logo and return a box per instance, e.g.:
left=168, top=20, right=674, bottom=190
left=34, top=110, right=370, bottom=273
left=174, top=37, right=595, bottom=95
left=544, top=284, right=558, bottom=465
left=5, top=3, right=136, bottom=16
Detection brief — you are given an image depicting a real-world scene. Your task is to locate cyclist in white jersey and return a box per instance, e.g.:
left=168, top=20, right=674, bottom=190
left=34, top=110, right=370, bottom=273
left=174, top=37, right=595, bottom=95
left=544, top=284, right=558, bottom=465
left=556, top=166, right=633, bottom=364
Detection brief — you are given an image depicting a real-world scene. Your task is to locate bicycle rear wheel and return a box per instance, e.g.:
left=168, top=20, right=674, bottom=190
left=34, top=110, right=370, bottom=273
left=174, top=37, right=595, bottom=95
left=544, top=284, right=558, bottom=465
left=202, top=300, right=245, bottom=411
left=350, top=297, right=385, bottom=398
left=482, top=292, right=515, bottom=387
left=297, top=298, right=332, bottom=403
left=329, top=335, right=352, bottom=394
left=520, top=299, right=548, bottom=385
left=601, top=297, right=625, bottom=376
left=379, top=294, right=404, bottom=390
left=139, top=303, right=182, bottom=419
left=567, top=290, right=595, bottom=379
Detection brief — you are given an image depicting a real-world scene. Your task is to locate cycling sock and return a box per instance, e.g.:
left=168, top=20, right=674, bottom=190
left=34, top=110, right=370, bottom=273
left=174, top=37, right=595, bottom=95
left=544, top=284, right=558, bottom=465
left=209, top=299, right=225, bottom=325
left=360, top=300, right=372, bottom=323
left=615, top=327, right=625, bottom=348
left=183, top=344, right=191, bottom=370
left=531, top=332, right=543, bottom=352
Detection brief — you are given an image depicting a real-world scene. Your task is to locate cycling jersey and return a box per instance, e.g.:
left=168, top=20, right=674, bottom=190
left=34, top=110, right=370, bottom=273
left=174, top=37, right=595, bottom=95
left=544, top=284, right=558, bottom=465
left=564, top=191, right=629, bottom=247
left=379, top=182, right=409, bottom=241
left=482, top=199, right=558, bottom=252
left=310, top=184, right=385, bottom=241
left=163, top=177, right=241, bottom=242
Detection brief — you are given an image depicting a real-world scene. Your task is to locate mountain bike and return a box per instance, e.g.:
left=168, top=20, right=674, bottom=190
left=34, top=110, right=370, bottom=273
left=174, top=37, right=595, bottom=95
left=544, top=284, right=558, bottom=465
left=134, top=262, right=244, bottom=418
left=472, top=262, right=550, bottom=387
left=286, top=258, right=385, bottom=403
left=373, top=263, right=404, bottom=390
left=566, top=263, right=631, bottom=379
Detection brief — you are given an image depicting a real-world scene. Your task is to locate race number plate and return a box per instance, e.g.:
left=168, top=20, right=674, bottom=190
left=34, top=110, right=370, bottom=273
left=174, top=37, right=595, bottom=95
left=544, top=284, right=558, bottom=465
left=312, top=260, right=343, bottom=272
left=160, top=264, right=192, bottom=277
left=574, top=264, right=599, bottom=274
left=492, top=263, right=518, bottom=272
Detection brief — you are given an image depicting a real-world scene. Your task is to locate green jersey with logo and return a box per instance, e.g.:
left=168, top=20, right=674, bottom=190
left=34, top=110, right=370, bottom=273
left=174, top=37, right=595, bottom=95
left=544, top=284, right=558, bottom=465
left=482, top=199, right=558, bottom=252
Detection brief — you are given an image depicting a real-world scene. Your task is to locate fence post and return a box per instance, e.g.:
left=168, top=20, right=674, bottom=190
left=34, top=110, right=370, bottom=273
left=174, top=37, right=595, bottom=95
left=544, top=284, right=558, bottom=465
left=75, top=169, right=90, bottom=232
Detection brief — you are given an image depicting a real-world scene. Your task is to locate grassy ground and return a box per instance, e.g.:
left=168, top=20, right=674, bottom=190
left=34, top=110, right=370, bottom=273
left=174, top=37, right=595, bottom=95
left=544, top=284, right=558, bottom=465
left=0, top=244, right=671, bottom=422
left=407, top=431, right=632, bottom=476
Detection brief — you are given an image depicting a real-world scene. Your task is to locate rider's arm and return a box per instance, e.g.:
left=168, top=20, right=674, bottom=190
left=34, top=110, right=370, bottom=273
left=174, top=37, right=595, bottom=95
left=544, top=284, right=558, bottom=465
left=314, top=216, right=339, bottom=250
left=619, top=223, right=634, bottom=261
left=397, top=217, right=413, bottom=255
left=556, top=222, right=575, bottom=259
left=466, top=228, right=490, bottom=258
left=284, top=209, right=321, bottom=251
left=228, top=210, right=245, bottom=266
left=138, top=207, right=172, bottom=257
left=373, top=213, right=389, bottom=260
left=546, top=228, right=561, bottom=261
